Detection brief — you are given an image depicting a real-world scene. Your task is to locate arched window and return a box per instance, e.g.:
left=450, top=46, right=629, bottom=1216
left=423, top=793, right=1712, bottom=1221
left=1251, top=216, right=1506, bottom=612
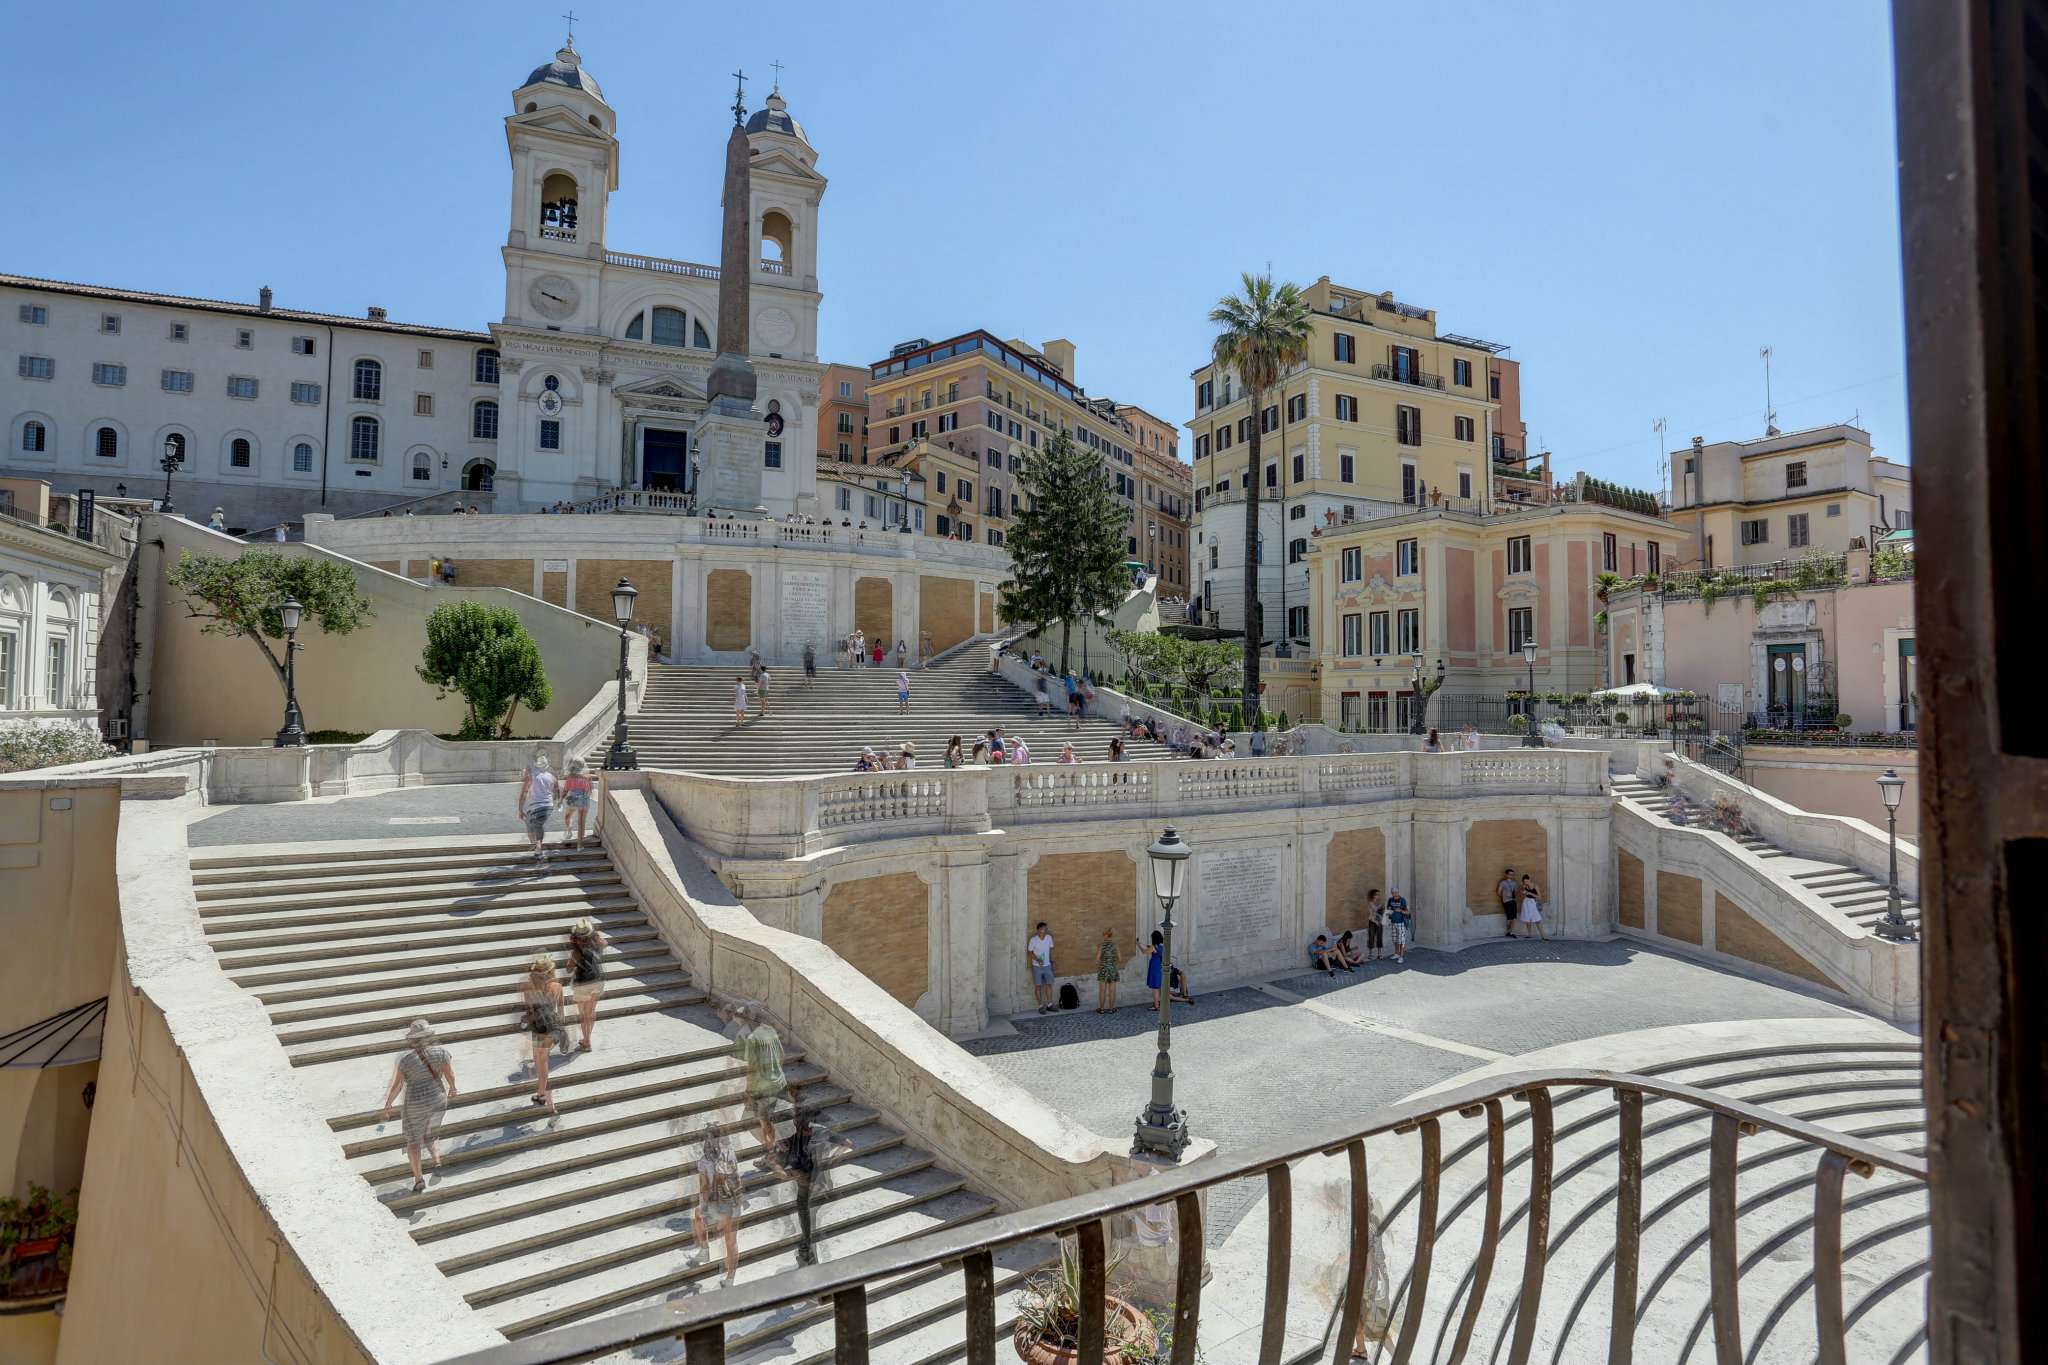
left=694, top=318, right=711, bottom=348
left=352, top=358, right=382, bottom=401
left=474, top=349, right=499, bottom=385
left=472, top=400, right=499, bottom=440
left=0, top=575, right=25, bottom=709
left=350, top=415, right=380, bottom=462
left=760, top=210, right=792, bottom=270
left=20, top=420, right=45, bottom=452
left=540, top=172, right=579, bottom=240
left=44, top=589, right=74, bottom=709
left=651, top=307, right=686, bottom=348
left=230, top=437, right=252, bottom=468
left=624, top=313, right=643, bottom=340
left=95, top=426, right=118, bottom=458
left=292, top=442, right=313, bottom=473
left=523, top=101, right=537, bottom=113
left=411, top=451, right=432, bottom=482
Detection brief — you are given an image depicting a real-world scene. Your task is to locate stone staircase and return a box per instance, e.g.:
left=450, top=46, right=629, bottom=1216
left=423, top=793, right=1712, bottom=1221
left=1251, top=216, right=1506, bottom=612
left=1612, top=774, right=1920, bottom=934
left=626, top=645, right=1182, bottom=777
left=1365, top=1038, right=1928, bottom=1365
left=188, top=833, right=1049, bottom=1359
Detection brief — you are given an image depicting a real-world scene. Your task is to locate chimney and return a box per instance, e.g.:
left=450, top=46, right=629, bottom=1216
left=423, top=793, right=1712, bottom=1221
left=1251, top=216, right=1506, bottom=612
left=366, top=305, right=388, bottom=321
left=1041, top=338, right=1076, bottom=380
left=258, top=285, right=273, bottom=312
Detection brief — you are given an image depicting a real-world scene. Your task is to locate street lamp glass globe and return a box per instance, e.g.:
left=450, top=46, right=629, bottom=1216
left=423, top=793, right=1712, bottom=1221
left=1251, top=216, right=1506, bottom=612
left=163, top=437, right=179, bottom=461
left=610, top=577, right=638, bottom=625
left=1877, top=768, right=1906, bottom=811
left=279, top=597, right=303, bottom=634
left=1147, top=826, right=1192, bottom=904
left=1522, top=640, right=1538, bottom=665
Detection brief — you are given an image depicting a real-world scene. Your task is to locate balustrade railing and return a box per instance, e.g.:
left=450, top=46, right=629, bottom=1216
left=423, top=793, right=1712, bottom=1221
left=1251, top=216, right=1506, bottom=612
left=436, top=1067, right=1925, bottom=1365
left=603, top=250, right=721, bottom=280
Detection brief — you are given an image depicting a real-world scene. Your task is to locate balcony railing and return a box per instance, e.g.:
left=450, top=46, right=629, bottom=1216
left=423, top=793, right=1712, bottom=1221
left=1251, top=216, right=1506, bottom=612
left=1371, top=363, right=1446, bottom=390
left=603, top=250, right=720, bottom=280
left=758, top=258, right=788, bottom=275
left=436, top=1066, right=1925, bottom=1365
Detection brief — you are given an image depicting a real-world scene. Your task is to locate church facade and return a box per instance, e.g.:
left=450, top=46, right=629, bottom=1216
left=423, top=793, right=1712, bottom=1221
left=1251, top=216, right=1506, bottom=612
left=1, top=41, right=826, bottom=528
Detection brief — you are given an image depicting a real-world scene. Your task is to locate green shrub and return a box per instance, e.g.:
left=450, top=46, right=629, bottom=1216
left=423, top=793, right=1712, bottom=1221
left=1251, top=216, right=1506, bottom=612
left=0, top=723, right=116, bottom=775
left=1277, top=709, right=1290, bottom=731
left=1508, top=714, right=1530, bottom=732
left=1834, top=714, right=1852, bottom=728
left=417, top=601, right=553, bottom=740
left=1613, top=710, right=1629, bottom=725
left=305, top=729, right=372, bottom=745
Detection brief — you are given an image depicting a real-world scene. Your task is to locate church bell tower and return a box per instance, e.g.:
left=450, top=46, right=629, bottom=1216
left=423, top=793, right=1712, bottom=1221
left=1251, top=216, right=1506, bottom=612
left=501, top=35, right=617, bottom=332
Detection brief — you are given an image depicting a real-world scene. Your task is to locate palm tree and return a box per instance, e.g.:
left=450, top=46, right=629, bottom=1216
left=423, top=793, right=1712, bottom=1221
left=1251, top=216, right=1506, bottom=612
left=1209, top=272, right=1314, bottom=721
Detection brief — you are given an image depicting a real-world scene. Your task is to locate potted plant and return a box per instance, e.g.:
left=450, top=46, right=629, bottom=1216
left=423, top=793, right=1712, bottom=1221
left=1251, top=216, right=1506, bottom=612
left=1, top=1185, right=78, bottom=1301
left=1013, top=1242, right=1156, bottom=1363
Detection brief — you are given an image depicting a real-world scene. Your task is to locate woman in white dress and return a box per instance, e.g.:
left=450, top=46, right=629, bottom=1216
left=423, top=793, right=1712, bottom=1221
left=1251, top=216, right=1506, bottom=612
left=1518, top=875, right=1549, bottom=940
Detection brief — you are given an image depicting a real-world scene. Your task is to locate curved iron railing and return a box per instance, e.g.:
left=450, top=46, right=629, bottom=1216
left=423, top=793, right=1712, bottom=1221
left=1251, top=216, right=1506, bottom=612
left=431, top=1066, right=1926, bottom=1365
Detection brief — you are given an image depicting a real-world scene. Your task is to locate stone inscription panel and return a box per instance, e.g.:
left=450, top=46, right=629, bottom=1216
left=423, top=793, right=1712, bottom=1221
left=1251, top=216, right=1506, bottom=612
left=781, top=569, right=830, bottom=654
left=1198, top=846, right=1285, bottom=954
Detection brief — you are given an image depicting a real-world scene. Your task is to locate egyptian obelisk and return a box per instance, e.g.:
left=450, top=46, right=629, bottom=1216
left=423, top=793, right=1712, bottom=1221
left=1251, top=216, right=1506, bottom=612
left=696, top=73, right=764, bottom=511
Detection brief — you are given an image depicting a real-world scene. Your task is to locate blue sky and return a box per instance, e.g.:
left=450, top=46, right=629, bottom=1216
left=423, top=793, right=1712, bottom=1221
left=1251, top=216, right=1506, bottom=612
left=9, top=2, right=1906, bottom=487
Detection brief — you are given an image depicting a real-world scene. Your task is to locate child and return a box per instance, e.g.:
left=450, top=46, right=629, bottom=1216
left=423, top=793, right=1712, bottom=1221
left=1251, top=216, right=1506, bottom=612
left=556, top=757, right=593, bottom=849
left=1094, top=928, right=1121, bottom=1013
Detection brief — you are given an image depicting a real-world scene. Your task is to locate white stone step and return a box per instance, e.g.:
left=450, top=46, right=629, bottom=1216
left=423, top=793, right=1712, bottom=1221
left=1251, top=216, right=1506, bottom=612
left=249, top=940, right=676, bottom=1007
left=209, top=902, right=646, bottom=966
left=221, top=922, right=664, bottom=985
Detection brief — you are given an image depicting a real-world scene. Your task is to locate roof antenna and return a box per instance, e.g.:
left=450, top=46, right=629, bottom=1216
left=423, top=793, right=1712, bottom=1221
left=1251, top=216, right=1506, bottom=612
left=1653, top=416, right=1668, bottom=494
left=1760, top=346, right=1780, bottom=435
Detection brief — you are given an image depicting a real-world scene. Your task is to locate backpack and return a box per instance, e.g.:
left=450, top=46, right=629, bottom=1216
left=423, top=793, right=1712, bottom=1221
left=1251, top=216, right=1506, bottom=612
left=1057, top=982, right=1081, bottom=1011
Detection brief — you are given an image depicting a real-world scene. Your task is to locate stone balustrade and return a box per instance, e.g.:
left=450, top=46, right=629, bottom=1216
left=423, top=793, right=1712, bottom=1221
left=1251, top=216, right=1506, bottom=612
left=652, top=748, right=1607, bottom=857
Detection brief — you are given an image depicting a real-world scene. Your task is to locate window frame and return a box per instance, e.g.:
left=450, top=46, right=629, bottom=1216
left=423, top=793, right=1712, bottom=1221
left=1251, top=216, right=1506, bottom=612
left=1396, top=538, right=1420, bottom=577
left=352, top=358, right=383, bottom=402
left=348, top=415, right=381, bottom=463
left=1368, top=611, right=1391, bottom=657
left=1508, top=535, right=1533, bottom=575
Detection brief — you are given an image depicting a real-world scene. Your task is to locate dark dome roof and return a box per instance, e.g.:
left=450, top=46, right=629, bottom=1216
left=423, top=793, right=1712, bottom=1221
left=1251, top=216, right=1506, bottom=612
left=745, top=92, right=807, bottom=142
left=523, top=44, right=606, bottom=103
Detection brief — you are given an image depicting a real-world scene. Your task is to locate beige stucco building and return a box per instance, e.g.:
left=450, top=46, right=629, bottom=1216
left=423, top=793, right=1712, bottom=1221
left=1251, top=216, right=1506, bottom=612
left=817, top=361, right=869, bottom=464
left=1667, top=423, right=1911, bottom=570
left=1113, top=403, right=1191, bottom=595
left=0, top=479, right=125, bottom=735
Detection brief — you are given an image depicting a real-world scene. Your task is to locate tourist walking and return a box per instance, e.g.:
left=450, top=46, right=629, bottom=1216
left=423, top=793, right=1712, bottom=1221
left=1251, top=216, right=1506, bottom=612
left=748, top=650, right=764, bottom=690
left=566, top=917, right=608, bottom=1051
left=895, top=638, right=907, bottom=670
left=557, top=757, right=593, bottom=849
left=689, top=1122, right=743, bottom=1288
left=733, top=675, right=750, bottom=726
left=871, top=638, right=886, bottom=667
left=757, top=665, right=772, bottom=715
left=519, top=953, right=569, bottom=1110
left=517, top=754, right=557, bottom=861
left=919, top=629, right=933, bottom=668
left=1095, top=929, right=1121, bottom=1012
left=738, top=1005, right=788, bottom=1151
left=380, top=1020, right=455, bottom=1193
left=1027, top=922, right=1056, bottom=1014
left=1518, top=876, right=1549, bottom=940
left=802, top=642, right=816, bottom=685
left=897, top=668, right=912, bottom=714
left=1497, top=868, right=1519, bottom=938
left=1035, top=674, right=1051, bottom=717
left=1386, top=889, right=1413, bottom=963
left=771, top=1108, right=850, bottom=1268
left=1365, top=889, right=1387, bottom=961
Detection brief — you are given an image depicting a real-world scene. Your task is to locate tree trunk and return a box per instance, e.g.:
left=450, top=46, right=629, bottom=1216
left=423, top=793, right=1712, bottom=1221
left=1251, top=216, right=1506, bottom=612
left=1059, top=617, right=1072, bottom=677
left=1241, top=388, right=1264, bottom=719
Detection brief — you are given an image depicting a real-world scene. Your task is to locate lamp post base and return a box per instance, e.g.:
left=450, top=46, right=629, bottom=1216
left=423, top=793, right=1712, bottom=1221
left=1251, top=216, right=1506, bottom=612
left=1873, top=896, right=1918, bottom=942
left=602, top=743, right=638, bottom=772
left=275, top=725, right=306, bottom=748
left=1132, top=1104, right=1190, bottom=1161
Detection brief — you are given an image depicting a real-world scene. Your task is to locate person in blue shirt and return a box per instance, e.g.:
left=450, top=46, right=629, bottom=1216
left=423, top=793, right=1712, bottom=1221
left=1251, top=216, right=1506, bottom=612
left=1385, top=890, right=1413, bottom=964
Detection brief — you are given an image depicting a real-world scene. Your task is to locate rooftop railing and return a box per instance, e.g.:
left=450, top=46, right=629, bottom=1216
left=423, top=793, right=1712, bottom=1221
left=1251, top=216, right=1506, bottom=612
left=603, top=250, right=721, bottom=280
left=435, top=1066, right=1925, bottom=1365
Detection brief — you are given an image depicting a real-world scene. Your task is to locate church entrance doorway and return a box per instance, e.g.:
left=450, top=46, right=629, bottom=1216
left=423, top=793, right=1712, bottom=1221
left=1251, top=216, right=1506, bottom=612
left=643, top=428, right=690, bottom=492
left=463, top=459, right=496, bottom=492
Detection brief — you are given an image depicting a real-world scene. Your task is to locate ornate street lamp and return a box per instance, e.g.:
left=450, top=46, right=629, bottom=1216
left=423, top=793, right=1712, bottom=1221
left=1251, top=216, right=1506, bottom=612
left=274, top=597, right=306, bottom=747
left=1132, top=826, right=1193, bottom=1161
left=603, top=578, right=639, bottom=771
left=1521, top=638, right=1543, bottom=746
left=1873, top=768, right=1915, bottom=941
left=159, top=436, right=185, bottom=514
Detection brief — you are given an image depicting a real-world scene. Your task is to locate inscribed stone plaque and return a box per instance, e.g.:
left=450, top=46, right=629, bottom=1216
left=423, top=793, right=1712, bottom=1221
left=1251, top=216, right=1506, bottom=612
left=781, top=569, right=830, bottom=654
left=1198, top=846, right=1284, bottom=954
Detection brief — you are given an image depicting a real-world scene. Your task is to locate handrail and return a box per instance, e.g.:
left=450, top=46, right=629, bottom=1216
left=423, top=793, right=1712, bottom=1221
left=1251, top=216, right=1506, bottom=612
left=432, top=1065, right=1923, bottom=1365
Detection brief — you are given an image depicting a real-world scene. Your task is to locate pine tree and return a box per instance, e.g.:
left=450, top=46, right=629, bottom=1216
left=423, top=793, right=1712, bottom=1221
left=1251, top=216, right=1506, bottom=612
left=998, top=431, right=1132, bottom=675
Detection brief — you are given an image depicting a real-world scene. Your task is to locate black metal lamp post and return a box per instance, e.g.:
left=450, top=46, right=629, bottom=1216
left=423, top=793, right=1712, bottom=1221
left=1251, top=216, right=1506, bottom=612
left=1133, top=826, right=1193, bottom=1161
left=1873, top=768, right=1916, bottom=941
left=1521, top=639, right=1543, bottom=746
left=603, top=577, right=639, bottom=771
left=158, top=437, right=184, bottom=514
left=274, top=596, right=306, bottom=747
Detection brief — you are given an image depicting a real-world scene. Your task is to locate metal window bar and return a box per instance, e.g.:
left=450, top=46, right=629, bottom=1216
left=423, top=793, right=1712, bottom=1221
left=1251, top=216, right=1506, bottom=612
left=432, top=1069, right=1926, bottom=1365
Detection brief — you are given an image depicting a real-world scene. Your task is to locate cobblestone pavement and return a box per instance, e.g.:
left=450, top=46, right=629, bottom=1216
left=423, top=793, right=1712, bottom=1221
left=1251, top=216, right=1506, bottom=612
left=961, top=936, right=1867, bottom=1243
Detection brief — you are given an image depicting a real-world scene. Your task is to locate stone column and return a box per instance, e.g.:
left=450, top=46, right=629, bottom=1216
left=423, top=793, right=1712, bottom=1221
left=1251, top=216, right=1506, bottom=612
left=936, top=847, right=991, bottom=1036
left=1559, top=807, right=1614, bottom=937
left=1410, top=809, right=1463, bottom=947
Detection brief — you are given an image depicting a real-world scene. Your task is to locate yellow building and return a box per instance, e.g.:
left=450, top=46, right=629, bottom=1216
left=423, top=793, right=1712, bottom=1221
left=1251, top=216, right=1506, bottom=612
left=865, top=332, right=1157, bottom=548
left=1668, top=423, right=1911, bottom=569
left=1188, top=276, right=1516, bottom=648
left=1304, top=490, right=1682, bottom=730
left=817, top=362, right=871, bottom=463
left=1115, top=403, right=1192, bottom=594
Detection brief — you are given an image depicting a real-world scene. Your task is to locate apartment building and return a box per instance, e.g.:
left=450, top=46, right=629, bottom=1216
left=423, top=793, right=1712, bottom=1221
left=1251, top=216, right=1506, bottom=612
left=1115, top=403, right=1192, bottom=594
left=1304, top=492, right=1681, bottom=731
left=1188, top=276, right=1522, bottom=650
left=865, top=332, right=1153, bottom=549
left=1668, top=423, right=1911, bottom=569
left=818, top=362, right=869, bottom=463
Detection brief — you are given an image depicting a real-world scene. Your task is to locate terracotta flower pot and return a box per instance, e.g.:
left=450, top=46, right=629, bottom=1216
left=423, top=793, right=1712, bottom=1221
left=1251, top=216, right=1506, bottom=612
left=1013, top=1296, right=1155, bottom=1364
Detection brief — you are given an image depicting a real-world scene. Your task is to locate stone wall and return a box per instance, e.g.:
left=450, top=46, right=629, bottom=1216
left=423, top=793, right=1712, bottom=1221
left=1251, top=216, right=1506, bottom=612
left=1714, top=891, right=1833, bottom=987
left=1027, top=851, right=1138, bottom=980
left=446, top=557, right=537, bottom=592
left=1619, top=849, right=1647, bottom=929
left=821, top=872, right=931, bottom=1009
left=854, top=576, right=893, bottom=647
left=1325, top=826, right=1389, bottom=931
left=1465, top=818, right=1549, bottom=918
left=575, top=557, right=672, bottom=648
left=706, top=568, right=752, bottom=652
left=920, top=576, right=975, bottom=654
left=1657, top=870, right=1704, bottom=944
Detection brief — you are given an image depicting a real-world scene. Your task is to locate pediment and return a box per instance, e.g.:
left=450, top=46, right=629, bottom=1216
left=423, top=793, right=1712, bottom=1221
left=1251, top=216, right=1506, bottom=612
left=750, top=150, right=823, bottom=183
left=615, top=374, right=707, bottom=403
left=511, top=109, right=611, bottom=142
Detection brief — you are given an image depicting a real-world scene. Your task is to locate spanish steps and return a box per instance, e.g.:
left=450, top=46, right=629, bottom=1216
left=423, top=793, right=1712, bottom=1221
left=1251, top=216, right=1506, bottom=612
left=189, top=833, right=1051, bottom=1361
left=623, top=645, right=1181, bottom=777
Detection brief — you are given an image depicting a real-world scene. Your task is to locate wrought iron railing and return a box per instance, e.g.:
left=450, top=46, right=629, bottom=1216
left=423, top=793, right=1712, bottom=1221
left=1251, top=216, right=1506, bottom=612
left=1371, top=363, right=1446, bottom=390
left=434, top=1067, right=1925, bottom=1365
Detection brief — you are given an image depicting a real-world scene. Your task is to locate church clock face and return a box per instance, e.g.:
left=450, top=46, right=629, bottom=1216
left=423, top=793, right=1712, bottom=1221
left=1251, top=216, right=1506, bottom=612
left=528, top=274, right=580, bottom=320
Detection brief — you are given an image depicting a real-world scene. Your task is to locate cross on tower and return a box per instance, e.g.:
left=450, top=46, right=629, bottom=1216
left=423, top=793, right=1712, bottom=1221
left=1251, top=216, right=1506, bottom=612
left=731, top=68, right=747, bottom=126
left=561, top=9, right=577, bottom=44
left=769, top=60, right=784, bottom=93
